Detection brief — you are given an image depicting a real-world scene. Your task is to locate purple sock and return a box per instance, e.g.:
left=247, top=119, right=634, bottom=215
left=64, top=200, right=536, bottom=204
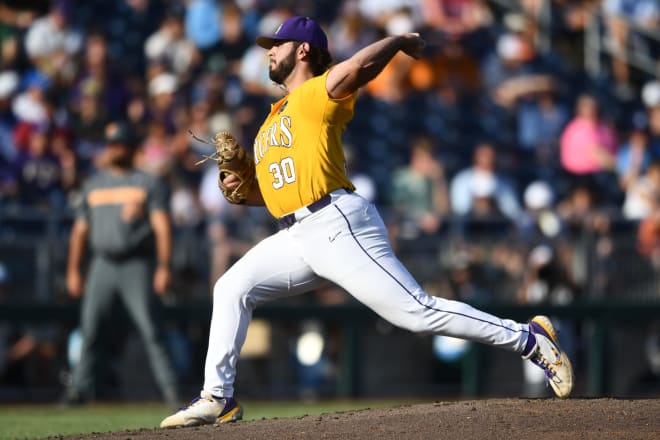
left=522, top=331, right=537, bottom=357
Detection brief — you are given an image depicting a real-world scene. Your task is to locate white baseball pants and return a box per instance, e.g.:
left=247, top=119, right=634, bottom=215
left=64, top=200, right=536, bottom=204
left=203, top=191, right=530, bottom=397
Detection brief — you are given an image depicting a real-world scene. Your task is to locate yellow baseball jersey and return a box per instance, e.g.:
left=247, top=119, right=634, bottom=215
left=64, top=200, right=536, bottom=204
left=253, top=70, right=357, bottom=219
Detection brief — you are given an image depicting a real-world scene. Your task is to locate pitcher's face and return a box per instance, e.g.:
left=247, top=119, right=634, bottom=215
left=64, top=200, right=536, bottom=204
left=268, top=41, right=299, bottom=85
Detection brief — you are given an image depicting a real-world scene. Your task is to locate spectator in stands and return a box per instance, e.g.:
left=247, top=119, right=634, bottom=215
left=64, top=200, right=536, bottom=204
left=556, top=183, right=614, bottom=296
left=479, top=31, right=557, bottom=148
left=550, top=0, right=599, bottom=74
left=51, top=127, right=77, bottom=195
left=147, top=71, right=179, bottom=134
left=0, top=71, right=19, bottom=164
left=616, top=125, right=651, bottom=192
left=602, top=0, right=660, bottom=99
left=560, top=93, right=619, bottom=195
left=328, top=2, right=378, bottom=63
left=557, top=183, right=612, bottom=234
left=11, top=69, right=51, bottom=130
left=516, top=86, right=570, bottom=177
left=641, top=81, right=660, bottom=157
left=135, top=120, right=175, bottom=178
left=647, top=106, right=660, bottom=159
left=167, top=127, right=202, bottom=195
left=480, top=32, right=551, bottom=107
left=450, top=142, right=521, bottom=221
left=518, top=180, right=579, bottom=308
left=185, top=97, right=217, bottom=157
left=72, top=31, right=129, bottom=120
left=391, top=135, right=449, bottom=239
left=517, top=180, right=562, bottom=242
left=518, top=244, right=576, bottom=308
left=184, top=0, right=222, bottom=56
left=0, top=2, right=37, bottom=69
left=102, top=0, right=163, bottom=77
left=0, top=70, right=18, bottom=204
left=0, top=71, right=19, bottom=208
left=642, top=80, right=660, bottom=109
left=407, top=38, right=481, bottom=97
left=212, top=2, right=252, bottom=77
left=419, top=0, right=493, bottom=42
left=11, top=124, right=66, bottom=208
left=67, top=31, right=132, bottom=177
left=167, top=180, right=206, bottom=298
left=622, top=159, right=660, bottom=220
left=464, top=171, right=503, bottom=219
left=69, top=82, right=109, bottom=177
left=444, top=249, right=491, bottom=304
left=23, top=0, right=82, bottom=79
left=144, top=5, right=199, bottom=81
left=638, top=211, right=660, bottom=265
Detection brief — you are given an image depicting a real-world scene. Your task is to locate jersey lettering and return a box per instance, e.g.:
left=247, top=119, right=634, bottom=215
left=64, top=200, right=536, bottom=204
left=268, top=123, right=278, bottom=147
left=254, top=116, right=293, bottom=164
left=279, top=116, right=292, bottom=147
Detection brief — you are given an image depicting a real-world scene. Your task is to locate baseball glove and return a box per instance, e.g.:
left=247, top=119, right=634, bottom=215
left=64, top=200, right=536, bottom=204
left=192, top=131, right=256, bottom=204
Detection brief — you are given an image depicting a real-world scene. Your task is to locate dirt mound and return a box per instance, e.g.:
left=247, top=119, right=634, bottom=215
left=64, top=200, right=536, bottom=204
left=62, top=398, right=660, bottom=440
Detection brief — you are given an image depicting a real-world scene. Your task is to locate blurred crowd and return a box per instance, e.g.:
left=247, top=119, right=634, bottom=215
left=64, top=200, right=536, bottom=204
left=1, top=0, right=660, bottom=400
left=0, top=0, right=659, bottom=302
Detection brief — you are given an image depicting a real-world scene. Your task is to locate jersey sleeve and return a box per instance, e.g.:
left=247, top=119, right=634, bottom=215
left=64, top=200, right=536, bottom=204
left=303, top=71, right=357, bottom=127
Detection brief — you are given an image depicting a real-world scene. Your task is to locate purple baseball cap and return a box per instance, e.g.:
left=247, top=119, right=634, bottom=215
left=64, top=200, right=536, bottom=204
left=256, top=16, right=328, bottom=50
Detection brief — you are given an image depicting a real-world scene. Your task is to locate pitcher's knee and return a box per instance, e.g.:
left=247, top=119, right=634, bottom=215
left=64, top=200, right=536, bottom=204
left=212, top=276, right=253, bottom=308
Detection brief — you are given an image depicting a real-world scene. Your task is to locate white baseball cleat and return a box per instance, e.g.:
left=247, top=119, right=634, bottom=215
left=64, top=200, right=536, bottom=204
left=160, top=390, right=243, bottom=428
left=523, top=315, right=574, bottom=399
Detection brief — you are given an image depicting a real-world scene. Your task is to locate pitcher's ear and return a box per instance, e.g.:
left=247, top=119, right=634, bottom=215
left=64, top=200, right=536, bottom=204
left=299, top=42, right=311, bottom=57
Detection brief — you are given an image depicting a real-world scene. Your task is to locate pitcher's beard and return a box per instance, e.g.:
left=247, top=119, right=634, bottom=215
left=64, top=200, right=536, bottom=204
left=269, top=50, right=297, bottom=85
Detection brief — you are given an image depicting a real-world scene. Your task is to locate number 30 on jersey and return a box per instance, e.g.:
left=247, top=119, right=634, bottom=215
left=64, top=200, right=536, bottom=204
left=269, top=157, right=296, bottom=189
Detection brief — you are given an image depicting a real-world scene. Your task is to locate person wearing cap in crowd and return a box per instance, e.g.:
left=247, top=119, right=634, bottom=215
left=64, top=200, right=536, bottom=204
left=61, top=121, right=178, bottom=406
left=450, top=142, right=521, bottom=221
left=160, top=14, right=573, bottom=428
left=23, top=0, right=82, bottom=76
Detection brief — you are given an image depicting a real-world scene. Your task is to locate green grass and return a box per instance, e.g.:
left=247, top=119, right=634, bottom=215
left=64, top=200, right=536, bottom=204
left=0, top=399, right=423, bottom=440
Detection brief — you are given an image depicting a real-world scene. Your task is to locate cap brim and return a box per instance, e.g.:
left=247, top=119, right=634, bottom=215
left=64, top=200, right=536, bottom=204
left=256, top=36, right=287, bottom=49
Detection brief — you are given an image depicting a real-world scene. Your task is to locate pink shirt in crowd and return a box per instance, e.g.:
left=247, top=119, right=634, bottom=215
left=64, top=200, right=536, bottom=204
left=560, top=118, right=618, bottom=174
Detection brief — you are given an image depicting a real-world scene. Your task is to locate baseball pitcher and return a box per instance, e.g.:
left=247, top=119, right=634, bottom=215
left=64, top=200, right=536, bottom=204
left=161, top=16, right=573, bottom=428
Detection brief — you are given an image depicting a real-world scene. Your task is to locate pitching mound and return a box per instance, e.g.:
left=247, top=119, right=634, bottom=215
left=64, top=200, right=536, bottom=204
left=64, top=398, right=659, bottom=439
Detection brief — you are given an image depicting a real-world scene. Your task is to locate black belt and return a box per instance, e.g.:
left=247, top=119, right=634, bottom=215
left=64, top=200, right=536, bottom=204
left=278, top=193, right=334, bottom=229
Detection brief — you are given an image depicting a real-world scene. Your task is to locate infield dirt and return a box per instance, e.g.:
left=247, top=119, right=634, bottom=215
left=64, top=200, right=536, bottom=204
left=59, top=398, right=659, bottom=439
